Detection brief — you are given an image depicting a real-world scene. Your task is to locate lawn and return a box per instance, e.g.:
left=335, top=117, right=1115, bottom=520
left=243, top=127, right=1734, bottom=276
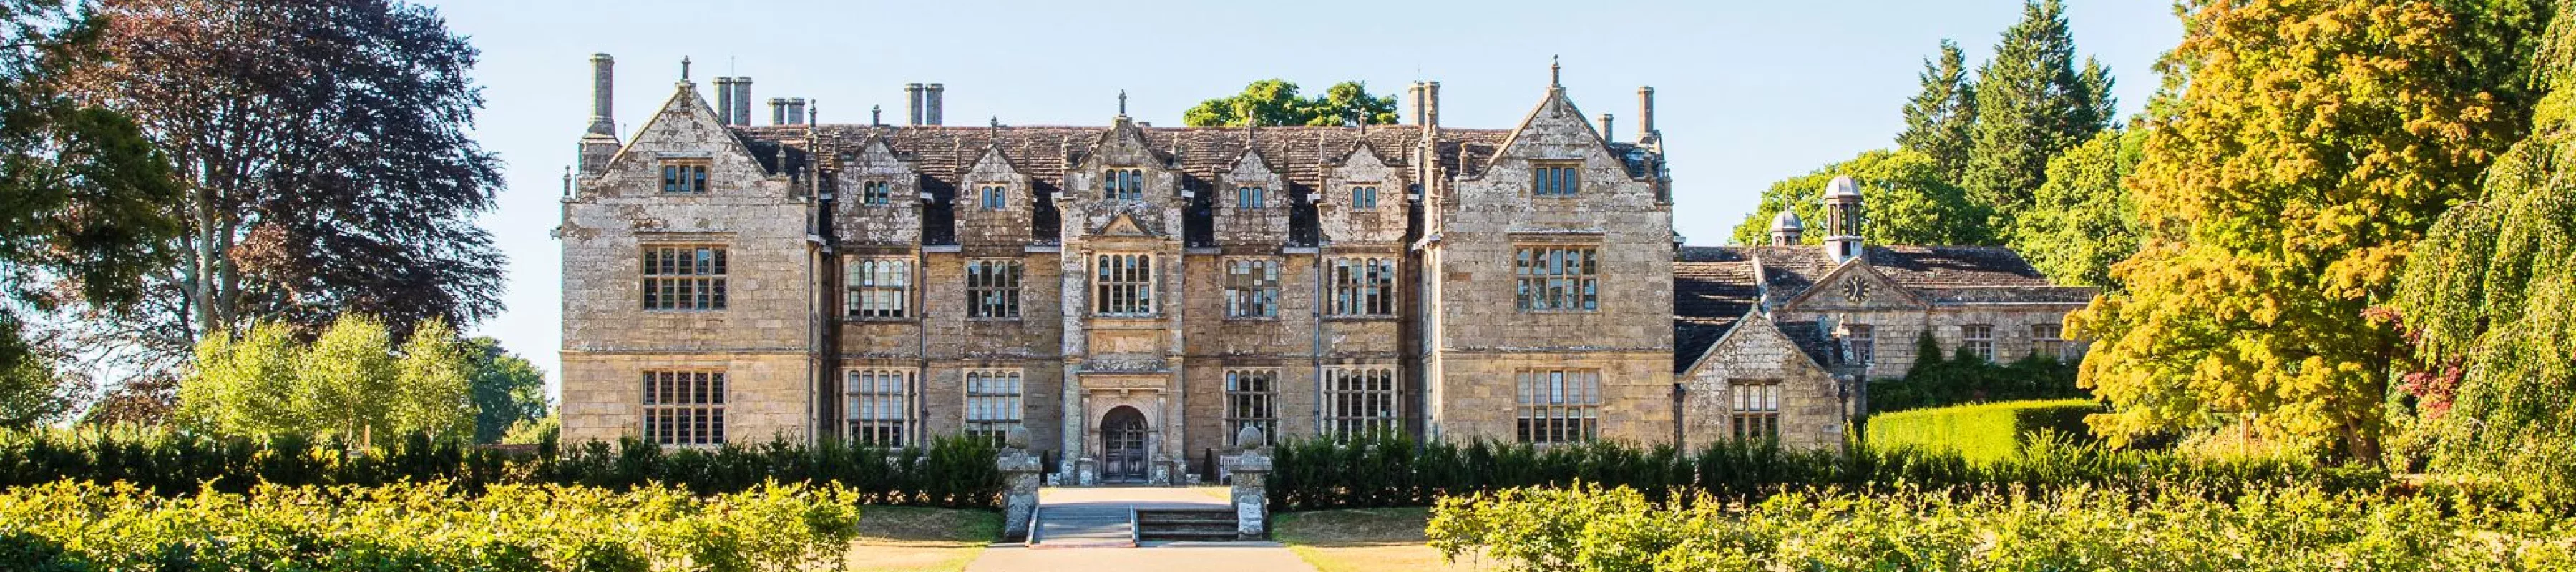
left=1272, top=507, right=1482, bottom=572
left=841, top=505, right=1003, bottom=572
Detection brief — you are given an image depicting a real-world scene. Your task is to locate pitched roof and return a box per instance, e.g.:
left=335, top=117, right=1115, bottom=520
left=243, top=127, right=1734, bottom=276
left=1750, top=245, right=2090, bottom=307
left=1673, top=246, right=1758, bottom=373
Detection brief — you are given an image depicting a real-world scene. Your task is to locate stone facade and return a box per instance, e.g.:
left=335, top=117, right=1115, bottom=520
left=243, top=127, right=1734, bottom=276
left=556, top=57, right=2093, bottom=485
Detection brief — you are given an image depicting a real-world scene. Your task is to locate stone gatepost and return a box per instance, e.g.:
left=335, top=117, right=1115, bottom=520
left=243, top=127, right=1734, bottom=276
left=997, top=430, right=1043, bottom=542
left=1225, top=427, right=1272, bottom=540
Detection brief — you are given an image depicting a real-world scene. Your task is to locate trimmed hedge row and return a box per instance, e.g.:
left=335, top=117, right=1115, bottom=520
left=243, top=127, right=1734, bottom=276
left=1267, top=432, right=2386, bottom=512
left=0, top=428, right=1002, bottom=508
left=1865, top=399, right=2100, bottom=461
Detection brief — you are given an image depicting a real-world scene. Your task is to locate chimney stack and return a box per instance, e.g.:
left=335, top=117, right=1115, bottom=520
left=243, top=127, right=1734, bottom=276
left=587, top=54, right=615, bottom=136
left=1407, top=82, right=1426, bottom=127
left=771, top=98, right=788, bottom=126
left=925, top=83, right=945, bottom=126
left=1424, top=81, right=1441, bottom=129
left=1636, top=87, right=1657, bottom=142
left=904, top=83, right=925, bottom=125
left=713, top=77, right=735, bottom=125
left=1598, top=114, right=1614, bottom=142
left=732, top=77, right=753, bottom=126
left=786, top=98, right=806, bottom=125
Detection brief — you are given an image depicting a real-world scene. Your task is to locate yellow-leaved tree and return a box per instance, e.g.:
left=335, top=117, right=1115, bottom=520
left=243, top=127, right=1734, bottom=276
left=2069, top=0, right=2547, bottom=463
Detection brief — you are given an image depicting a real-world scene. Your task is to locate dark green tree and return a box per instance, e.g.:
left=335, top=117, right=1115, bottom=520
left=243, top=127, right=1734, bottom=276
left=0, top=0, right=182, bottom=427
left=464, top=336, right=547, bottom=443
left=1184, top=79, right=1397, bottom=127
left=1962, top=0, right=2110, bottom=238
left=1729, top=149, right=1991, bottom=247
left=1896, top=39, right=1978, bottom=182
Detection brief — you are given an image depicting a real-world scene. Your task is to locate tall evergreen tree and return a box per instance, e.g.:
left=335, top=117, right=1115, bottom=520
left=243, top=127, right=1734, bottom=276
left=1962, top=0, right=2104, bottom=237
left=2072, top=56, right=2119, bottom=138
left=1896, top=39, right=1978, bottom=182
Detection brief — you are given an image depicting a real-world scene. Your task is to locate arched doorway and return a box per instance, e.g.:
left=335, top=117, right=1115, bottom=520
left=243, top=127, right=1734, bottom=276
left=1099, top=406, right=1148, bottom=483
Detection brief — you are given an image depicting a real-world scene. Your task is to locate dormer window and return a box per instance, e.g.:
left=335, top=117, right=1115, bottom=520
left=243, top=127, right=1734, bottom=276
left=660, top=159, right=709, bottom=194
left=1350, top=185, right=1380, bottom=209
left=980, top=184, right=1008, bottom=210
left=1235, top=186, right=1266, bottom=209
left=862, top=181, right=894, bottom=205
left=1105, top=169, right=1144, bottom=201
left=1533, top=162, right=1580, bottom=197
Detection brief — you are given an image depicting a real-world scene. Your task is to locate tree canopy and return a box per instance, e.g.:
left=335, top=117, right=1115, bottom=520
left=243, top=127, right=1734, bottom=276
left=1896, top=39, right=1978, bottom=183
left=177, top=314, right=474, bottom=442
left=2390, top=1, right=2576, bottom=501
left=2069, top=0, right=2546, bottom=463
left=1728, top=149, right=1991, bottom=247
left=63, top=0, right=505, bottom=370
left=1961, top=0, right=2112, bottom=238
left=2011, top=127, right=2143, bottom=290
left=1184, top=79, right=1398, bottom=127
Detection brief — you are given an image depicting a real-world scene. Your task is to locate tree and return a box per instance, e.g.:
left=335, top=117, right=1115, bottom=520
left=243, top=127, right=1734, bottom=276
left=2069, top=0, right=2545, bottom=463
left=62, top=0, right=504, bottom=364
left=1184, top=79, right=1398, bottom=127
left=1896, top=39, right=1978, bottom=182
left=177, top=313, right=482, bottom=443
left=2011, top=127, right=2142, bottom=290
left=2390, top=2, right=2576, bottom=500
left=0, top=313, right=87, bottom=428
left=1961, top=0, right=2110, bottom=237
left=464, top=336, right=547, bottom=443
left=1728, top=149, right=1991, bottom=247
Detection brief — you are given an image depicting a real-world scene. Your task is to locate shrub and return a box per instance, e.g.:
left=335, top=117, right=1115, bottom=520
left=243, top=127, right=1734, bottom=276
left=0, top=427, right=1003, bottom=508
left=1868, top=332, right=2084, bottom=412
left=0, top=479, right=862, bottom=571
left=1865, top=399, right=2099, bottom=461
left=1429, top=483, right=2576, bottom=571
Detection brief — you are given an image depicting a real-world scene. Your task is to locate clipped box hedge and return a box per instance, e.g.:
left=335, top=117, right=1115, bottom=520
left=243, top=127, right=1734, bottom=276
left=1865, top=399, right=2101, bottom=462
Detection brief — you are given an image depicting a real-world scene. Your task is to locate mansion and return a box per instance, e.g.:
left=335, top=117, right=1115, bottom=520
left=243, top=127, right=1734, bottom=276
left=555, top=54, right=2093, bottom=485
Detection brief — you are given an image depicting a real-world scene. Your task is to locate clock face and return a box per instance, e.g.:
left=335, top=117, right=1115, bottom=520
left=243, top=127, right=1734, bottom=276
left=1842, top=277, right=1868, bottom=302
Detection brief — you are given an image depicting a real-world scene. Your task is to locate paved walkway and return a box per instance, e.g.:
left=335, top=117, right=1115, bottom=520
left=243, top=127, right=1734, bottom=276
left=966, top=486, right=1315, bottom=571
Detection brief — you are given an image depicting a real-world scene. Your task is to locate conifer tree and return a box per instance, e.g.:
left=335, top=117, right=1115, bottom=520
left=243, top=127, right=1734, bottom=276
left=1962, top=0, right=2105, bottom=237
left=1896, top=39, right=1978, bottom=182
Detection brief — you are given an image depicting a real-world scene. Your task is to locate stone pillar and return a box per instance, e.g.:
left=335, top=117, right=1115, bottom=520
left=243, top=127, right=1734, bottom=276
left=1226, top=448, right=1270, bottom=540
left=997, top=430, right=1043, bottom=542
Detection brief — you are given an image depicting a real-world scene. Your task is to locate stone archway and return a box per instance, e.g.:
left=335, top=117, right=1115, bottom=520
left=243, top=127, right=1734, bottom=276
left=1098, top=406, right=1149, bottom=483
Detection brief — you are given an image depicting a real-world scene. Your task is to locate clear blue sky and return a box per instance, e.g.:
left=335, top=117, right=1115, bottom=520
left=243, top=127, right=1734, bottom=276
left=424, top=0, right=2182, bottom=395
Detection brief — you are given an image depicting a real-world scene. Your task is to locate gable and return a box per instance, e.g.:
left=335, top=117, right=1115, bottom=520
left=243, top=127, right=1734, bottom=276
left=1485, top=89, right=1619, bottom=173
left=1679, top=310, right=1833, bottom=382
left=1100, top=213, right=1153, bottom=237
left=604, top=83, right=770, bottom=183
left=964, top=145, right=1022, bottom=182
left=1777, top=260, right=1928, bottom=312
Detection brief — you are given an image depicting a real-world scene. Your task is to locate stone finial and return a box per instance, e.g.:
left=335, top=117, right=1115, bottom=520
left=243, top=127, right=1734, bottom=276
left=1550, top=54, right=1561, bottom=88
left=680, top=56, right=691, bottom=82
left=1117, top=89, right=1128, bottom=116
left=1234, top=425, right=1267, bottom=450
left=872, top=104, right=882, bottom=126
left=1005, top=426, right=1032, bottom=449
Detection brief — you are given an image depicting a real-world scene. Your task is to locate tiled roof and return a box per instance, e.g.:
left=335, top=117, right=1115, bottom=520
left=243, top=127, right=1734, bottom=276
left=1673, top=246, right=1757, bottom=373
left=731, top=124, right=1545, bottom=247
left=1773, top=320, right=1842, bottom=371
left=1750, top=245, right=2079, bottom=307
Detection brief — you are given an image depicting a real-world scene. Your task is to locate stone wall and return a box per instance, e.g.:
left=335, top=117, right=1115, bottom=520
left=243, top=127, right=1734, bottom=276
left=1677, top=319, right=1843, bottom=450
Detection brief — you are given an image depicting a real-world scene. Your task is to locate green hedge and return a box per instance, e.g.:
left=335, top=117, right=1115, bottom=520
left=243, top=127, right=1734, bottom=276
left=1267, top=432, right=2385, bottom=512
left=1427, top=484, right=2576, bottom=571
left=1867, top=333, right=2085, bottom=412
left=1866, top=399, right=2101, bottom=461
left=0, top=428, right=1002, bottom=508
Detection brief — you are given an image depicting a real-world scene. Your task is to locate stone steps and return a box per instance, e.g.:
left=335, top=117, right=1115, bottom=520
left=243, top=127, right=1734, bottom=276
left=1135, top=508, right=1242, bottom=541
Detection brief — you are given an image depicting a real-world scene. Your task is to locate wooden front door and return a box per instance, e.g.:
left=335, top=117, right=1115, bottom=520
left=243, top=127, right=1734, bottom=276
left=1101, top=406, right=1148, bottom=483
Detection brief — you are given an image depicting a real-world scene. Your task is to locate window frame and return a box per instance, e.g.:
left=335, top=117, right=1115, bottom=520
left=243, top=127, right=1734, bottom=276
left=979, top=184, right=1009, bottom=210
left=1963, top=324, right=1995, bottom=362
left=1845, top=324, right=1875, bottom=366
left=846, top=368, right=914, bottom=447
left=1235, top=185, right=1267, bottom=209
left=659, top=159, right=711, bottom=194
left=845, top=257, right=913, bottom=319
left=1104, top=168, right=1145, bottom=202
left=1224, top=369, right=1278, bottom=447
left=1513, top=246, right=1600, bottom=312
left=1329, top=257, right=1397, bottom=317
left=1321, top=366, right=1399, bottom=438
left=1349, top=184, right=1380, bottom=209
left=1224, top=258, right=1281, bottom=319
left=1515, top=369, right=1601, bottom=444
left=1729, top=379, right=1782, bottom=442
left=641, top=245, right=728, bottom=312
left=2031, top=323, right=2063, bottom=360
left=963, top=369, right=1024, bottom=445
left=861, top=180, right=895, bottom=205
left=641, top=369, right=726, bottom=446
left=1093, top=252, right=1156, bottom=317
left=1531, top=161, right=1581, bottom=197
left=965, top=259, right=1023, bottom=320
